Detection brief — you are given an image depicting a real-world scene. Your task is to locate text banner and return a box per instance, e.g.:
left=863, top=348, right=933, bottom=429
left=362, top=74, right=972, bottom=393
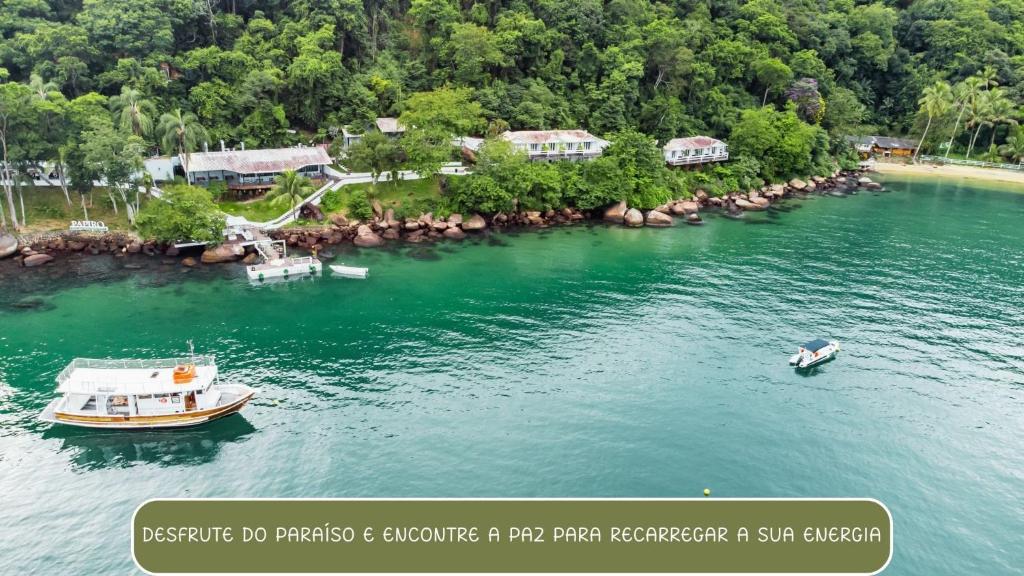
left=133, top=498, right=892, bottom=574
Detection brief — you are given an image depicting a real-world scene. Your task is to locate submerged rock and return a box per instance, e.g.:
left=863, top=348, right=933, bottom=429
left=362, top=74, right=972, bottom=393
left=1, top=234, right=18, bottom=259
left=200, top=243, right=244, bottom=264
left=443, top=226, right=466, bottom=240
left=624, top=208, right=644, bottom=227
left=645, top=210, right=673, bottom=227
left=353, top=225, right=385, bottom=247
left=182, top=257, right=198, bottom=267
left=734, top=198, right=759, bottom=211
left=603, top=200, right=628, bottom=224
left=22, top=253, right=54, bottom=267
left=462, top=213, right=487, bottom=231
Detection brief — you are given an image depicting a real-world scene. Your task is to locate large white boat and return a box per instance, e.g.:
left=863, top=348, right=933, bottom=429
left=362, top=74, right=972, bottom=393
left=789, top=339, right=840, bottom=369
left=247, top=240, right=322, bottom=281
left=38, top=348, right=256, bottom=429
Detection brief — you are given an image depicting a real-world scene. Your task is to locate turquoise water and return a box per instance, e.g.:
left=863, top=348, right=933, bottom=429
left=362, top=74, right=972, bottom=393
left=1, top=177, right=1022, bottom=574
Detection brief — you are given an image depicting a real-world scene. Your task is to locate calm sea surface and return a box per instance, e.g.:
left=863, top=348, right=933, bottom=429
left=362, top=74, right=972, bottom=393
left=1, top=176, right=1022, bottom=574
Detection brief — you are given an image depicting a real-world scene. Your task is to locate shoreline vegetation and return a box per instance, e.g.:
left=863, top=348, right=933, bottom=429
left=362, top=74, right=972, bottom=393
left=1, top=169, right=882, bottom=271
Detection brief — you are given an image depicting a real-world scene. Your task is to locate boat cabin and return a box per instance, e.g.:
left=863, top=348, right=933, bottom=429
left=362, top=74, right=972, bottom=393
left=53, top=357, right=221, bottom=420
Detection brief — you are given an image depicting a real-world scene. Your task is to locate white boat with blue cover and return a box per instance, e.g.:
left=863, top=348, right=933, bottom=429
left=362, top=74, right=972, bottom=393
left=789, top=339, right=840, bottom=368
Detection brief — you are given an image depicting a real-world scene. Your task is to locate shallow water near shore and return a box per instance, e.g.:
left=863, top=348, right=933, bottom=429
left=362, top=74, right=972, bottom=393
left=1, top=176, right=1023, bottom=574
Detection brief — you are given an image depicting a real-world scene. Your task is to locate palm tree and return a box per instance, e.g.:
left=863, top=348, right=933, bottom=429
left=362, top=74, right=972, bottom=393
left=266, top=170, right=313, bottom=219
left=109, top=86, right=156, bottom=137
left=964, top=90, right=995, bottom=160
left=985, top=93, right=1019, bottom=149
left=156, top=109, right=209, bottom=176
left=998, top=134, right=1024, bottom=164
left=944, top=76, right=984, bottom=159
left=914, top=81, right=952, bottom=161
left=28, top=74, right=58, bottom=100
left=978, top=65, right=999, bottom=91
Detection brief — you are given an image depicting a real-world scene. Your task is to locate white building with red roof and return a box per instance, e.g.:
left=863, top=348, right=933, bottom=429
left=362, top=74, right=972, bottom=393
left=183, top=146, right=332, bottom=191
left=501, top=130, right=610, bottom=162
left=663, top=136, right=729, bottom=166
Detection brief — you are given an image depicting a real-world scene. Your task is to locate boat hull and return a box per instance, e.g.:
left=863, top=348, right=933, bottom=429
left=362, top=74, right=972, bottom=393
left=247, top=260, right=322, bottom=281
left=40, top=386, right=256, bottom=430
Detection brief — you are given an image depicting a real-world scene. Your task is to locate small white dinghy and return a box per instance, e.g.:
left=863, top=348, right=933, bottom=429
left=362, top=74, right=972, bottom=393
left=789, top=339, right=840, bottom=369
left=330, top=264, right=369, bottom=279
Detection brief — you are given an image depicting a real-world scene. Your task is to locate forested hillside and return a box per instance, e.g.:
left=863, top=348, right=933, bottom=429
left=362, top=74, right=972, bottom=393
left=1, top=0, right=1022, bottom=232
left=3, top=0, right=1021, bottom=143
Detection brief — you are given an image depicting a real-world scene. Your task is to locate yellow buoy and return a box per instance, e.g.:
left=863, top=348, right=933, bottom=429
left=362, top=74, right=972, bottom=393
left=703, top=488, right=711, bottom=497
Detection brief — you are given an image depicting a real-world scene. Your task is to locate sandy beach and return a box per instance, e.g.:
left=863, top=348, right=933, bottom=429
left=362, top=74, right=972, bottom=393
left=872, top=161, right=1024, bottom=187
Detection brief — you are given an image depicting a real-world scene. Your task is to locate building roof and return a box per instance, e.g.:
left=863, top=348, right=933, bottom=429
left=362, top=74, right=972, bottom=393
left=341, top=126, right=364, bottom=138
left=844, top=135, right=917, bottom=150
left=501, top=130, right=609, bottom=147
left=184, top=147, right=332, bottom=175
left=663, top=136, right=726, bottom=150
left=375, top=117, right=405, bottom=133
left=452, top=136, right=484, bottom=151
left=874, top=136, right=917, bottom=150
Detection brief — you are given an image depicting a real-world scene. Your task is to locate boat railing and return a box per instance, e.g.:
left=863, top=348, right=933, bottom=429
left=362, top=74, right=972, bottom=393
left=56, top=356, right=216, bottom=387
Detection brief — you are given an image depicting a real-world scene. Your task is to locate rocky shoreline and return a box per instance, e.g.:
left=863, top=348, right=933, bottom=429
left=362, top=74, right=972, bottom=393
left=0, top=170, right=878, bottom=270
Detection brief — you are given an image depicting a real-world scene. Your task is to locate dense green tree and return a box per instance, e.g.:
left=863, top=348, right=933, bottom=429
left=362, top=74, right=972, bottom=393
left=136, top=184, right=225, bottom=243
left=79, top=118, right=146, bottom=222
left=345, top=131, right=402, bottom=185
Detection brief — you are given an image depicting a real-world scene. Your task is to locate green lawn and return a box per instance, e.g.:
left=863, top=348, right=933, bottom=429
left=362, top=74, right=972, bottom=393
left=216, top=197, right=288, bottom=223
left=13, top=185, right=137, bottom=233
left=322, top=177, right=447, bottom=219
left=217, top=177, right=452, bottom=224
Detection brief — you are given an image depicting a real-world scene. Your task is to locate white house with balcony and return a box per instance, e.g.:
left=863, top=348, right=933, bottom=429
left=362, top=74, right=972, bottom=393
left=183, top=146, right=332, bottom=193
left=501, top=130, right=610, bottom=162
left=663, top=136, right=729, bottom=166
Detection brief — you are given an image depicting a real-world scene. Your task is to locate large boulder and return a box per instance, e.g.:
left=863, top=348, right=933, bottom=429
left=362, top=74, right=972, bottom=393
left=330, top=213, right=349, bottom=227
left=200, top=243, right=244, bottom=263
left=789, top=178, right=807, bottom=191
left=443, top=226, right=466, bottom=240
left=353, top=225, right=384, bottom=247
left=0, top=233, right=17, bottom=259
left=383, top=209, right=400, bottom=229
left=22, top=253, right=54, bottom=267
left=603, top=200, right=628, bottom=224
left=371, top=199, right=383, bottom=219
left=680, top=201, right=700, bottom=214
left=734, top=198, right=761, bottom=211
left=432, top=220, right=448, bottom=231
left=645, top=210, right=673, bottom=227
left=858, top=176, right=873, bottom=185
left=751, top=197, right=771, bottom=208
left=447, top=213, right=463, bottom=226
left=462, top=213, right=487, bottom=231
left=624, top=208, right=644, bottom=227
